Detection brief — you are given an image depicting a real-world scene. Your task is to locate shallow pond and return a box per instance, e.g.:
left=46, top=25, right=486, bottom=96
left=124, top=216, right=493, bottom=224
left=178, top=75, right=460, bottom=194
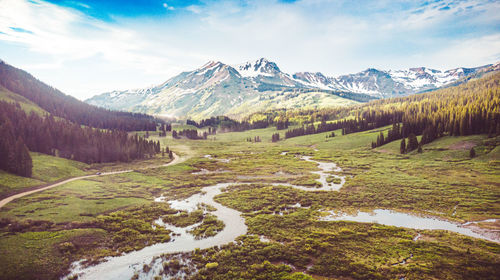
left=321, top=209, right=499, bottom=243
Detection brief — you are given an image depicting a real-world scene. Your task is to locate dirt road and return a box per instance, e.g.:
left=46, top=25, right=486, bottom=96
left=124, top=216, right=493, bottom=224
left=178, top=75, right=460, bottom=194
left=0, top=152, right=183, bottom=209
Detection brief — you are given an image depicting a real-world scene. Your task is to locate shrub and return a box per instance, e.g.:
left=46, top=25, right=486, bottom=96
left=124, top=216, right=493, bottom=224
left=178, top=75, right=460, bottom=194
left=470, top=147, right=476, bottom=158
left=206, top=262, right=219, bottom=269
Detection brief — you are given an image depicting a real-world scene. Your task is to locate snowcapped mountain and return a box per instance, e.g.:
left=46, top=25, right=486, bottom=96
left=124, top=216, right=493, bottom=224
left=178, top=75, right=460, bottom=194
left=86, top=59, right=498, bottom=119
left=233, top=58, right=305, bottom=88
left=235, top=58, right=281, bottom=77
left=293, top=64, right=494, bottom=97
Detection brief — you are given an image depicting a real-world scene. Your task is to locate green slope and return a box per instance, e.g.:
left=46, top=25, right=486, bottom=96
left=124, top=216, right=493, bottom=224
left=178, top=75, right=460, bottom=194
left=0, top=85, right=48, bottom=115
left=0, top=152, right=89, bottom=198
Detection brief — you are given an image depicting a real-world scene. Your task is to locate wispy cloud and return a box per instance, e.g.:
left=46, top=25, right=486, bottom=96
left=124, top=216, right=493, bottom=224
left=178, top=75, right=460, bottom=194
left=163, top=2, right=174, bottom=11
left=0, top=0, right=499, bottom=99
left=0, top=0, right=207, bottom=97
left=186, top=5, right=202, bottom=14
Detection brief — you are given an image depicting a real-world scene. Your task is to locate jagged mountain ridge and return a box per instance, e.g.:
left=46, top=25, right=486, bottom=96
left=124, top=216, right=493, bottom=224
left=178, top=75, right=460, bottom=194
left=293, top=64, right=494, bottom=97
left=86, top=58, right=497, bottom=119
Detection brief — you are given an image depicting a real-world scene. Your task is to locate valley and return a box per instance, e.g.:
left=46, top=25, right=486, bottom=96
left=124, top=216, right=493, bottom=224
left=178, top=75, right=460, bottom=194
left=0, top=120, right=499, bottom=279
left=1, top=1, right=499, bottom=279
left=0, top=60, right=498, bottom=280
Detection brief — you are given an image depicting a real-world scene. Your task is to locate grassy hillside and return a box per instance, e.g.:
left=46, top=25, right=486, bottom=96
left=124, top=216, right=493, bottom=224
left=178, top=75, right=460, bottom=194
left=225, top=90, right=359, bottom=120
left=0, top=152, right=89, bottom=198
left=0, top=85, right=47, bottom=115
left=0, top=61, right=158, bottom=131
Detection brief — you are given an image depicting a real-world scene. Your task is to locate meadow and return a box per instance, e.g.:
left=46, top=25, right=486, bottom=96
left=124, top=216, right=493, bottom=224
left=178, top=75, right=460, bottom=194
left=0, top=123, right=498, bottom=279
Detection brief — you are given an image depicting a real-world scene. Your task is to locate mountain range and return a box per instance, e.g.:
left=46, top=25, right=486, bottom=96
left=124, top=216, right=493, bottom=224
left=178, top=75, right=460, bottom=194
left=85, top=58, right=498, bottom=120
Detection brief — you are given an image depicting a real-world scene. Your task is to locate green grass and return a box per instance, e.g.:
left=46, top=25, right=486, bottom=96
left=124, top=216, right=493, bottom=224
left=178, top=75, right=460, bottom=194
left=172, top=124, right=202, bottom=131
left=153, top=124, right=499, bottom=221
left=174, top=210, right=500, bottom=280
left=0, top=152, right=90, bottom=197
left=31, top=152, right=88, bottom=182
left=0, top=228, right=107, bottom=280
left=0, top=170, right=44, bottom=196
left=226, top=91, right=359, bottom=120
left=0, top=85, right=48, bottom=115
left=0, top=123, right=499, bottom=279
left=0, top=179, right=149, bottom=223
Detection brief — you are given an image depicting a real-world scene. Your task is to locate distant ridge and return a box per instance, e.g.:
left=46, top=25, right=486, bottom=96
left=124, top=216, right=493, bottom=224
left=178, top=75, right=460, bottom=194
left=0, top=60, right=159, bottom=131
left=86, top=58, right=499, bottom=120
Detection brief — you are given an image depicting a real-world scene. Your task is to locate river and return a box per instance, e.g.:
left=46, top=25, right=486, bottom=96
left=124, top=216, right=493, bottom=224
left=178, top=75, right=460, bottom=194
left=64, top=153, right=499, bottom=279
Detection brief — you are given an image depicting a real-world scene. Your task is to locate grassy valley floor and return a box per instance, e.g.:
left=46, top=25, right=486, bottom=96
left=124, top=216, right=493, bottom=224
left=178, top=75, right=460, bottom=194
left=0, top=125, right=499, bottom=279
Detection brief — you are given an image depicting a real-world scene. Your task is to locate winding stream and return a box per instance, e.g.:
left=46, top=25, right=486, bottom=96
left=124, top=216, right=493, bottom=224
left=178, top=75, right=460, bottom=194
left=66, top=153, right=499, bottom=279
left=67, top=183, right=246, bottom=280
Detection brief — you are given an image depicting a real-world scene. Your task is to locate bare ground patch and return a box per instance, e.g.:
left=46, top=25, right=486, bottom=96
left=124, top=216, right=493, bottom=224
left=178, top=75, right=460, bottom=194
left=449, top=141, right=477, bottom=150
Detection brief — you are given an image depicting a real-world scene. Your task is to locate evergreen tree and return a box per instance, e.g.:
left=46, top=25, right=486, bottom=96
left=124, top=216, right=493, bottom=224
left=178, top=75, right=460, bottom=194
left=470, top=147, right=476, bottom=158
left=15, top=137, right=32, bottom=177
left=400, top=138, right=406, bottom=154
left=271, top=133, right=280, bottom=142
left=406, top=133, right=419, bottom=152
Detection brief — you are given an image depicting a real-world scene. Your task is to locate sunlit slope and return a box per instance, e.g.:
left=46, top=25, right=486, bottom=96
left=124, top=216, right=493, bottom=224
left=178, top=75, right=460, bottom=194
left=0, top=153, right=89, bottom=198
left=135, top=88, right=360, bottom=121
left=0, top=85, right=48, bottom=115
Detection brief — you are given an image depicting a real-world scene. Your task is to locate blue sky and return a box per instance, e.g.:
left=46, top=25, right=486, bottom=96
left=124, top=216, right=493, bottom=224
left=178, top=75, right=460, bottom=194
left=0, top=0, right=499, bottom=100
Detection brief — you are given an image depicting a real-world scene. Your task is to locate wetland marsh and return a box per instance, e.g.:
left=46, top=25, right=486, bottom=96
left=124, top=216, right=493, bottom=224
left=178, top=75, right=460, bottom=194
left=1, top=126, right=499, bottom=280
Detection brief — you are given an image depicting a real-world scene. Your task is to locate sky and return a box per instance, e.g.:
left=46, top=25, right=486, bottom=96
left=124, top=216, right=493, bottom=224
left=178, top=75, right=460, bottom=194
left=0, top=0, right=499, bottom=100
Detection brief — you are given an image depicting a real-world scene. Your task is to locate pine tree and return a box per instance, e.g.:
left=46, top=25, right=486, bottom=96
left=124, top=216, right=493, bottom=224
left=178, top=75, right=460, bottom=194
left=406, top=133, right=418, bottom=152
left=400, top=138, right=406, bottom=154
left=470, top=147, right=476, bottom=158
left=17, top=138, right=32, bottom=177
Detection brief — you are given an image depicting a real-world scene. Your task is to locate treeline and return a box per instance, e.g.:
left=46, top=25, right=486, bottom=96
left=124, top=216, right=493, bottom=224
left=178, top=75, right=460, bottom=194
left=369, top=73, right=500, bottom=148
left=371, top=123, right=403, bottom=148
left=0, top=101, right=161, bottom=176
left=172, top=129, right=207, bottom=140
left=283, top=72, right=500, bottom=142
left=158, top=123, right=172, bottom=137
left=0, top=119, right=32, bottom=177
left=246, top=136, right=262, bottom=143
left=276, top=119, right=289, bottom=130
left=0, top=61, right=160, bottom=131
left=271, top=133, right=280, bottom=142
left=187, top=116, right=271, bottom=132
left=284, top=120, right=348, bottom=139
left=247, top=107, right=355, bottom=128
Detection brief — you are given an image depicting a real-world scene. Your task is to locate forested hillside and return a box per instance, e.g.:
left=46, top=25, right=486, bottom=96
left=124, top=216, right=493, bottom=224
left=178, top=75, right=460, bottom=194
left=0, top=101, right=160, bottom=177
left=0, top=61, right=167, bottom=178
left=277, top=72, right=499, bottom=146
left=0, top=61, right=158, bottom=131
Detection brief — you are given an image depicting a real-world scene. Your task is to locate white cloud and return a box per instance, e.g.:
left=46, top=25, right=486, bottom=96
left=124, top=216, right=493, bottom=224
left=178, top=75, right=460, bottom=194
left=186, top=5, right=202, bottom=14
left=0, top=0, right=206, bottom=98
left=426, top=34, right=500, bottom=69
left=0, top=0, right=498, bottom=99
left=163, top=3, right=174, bottom=11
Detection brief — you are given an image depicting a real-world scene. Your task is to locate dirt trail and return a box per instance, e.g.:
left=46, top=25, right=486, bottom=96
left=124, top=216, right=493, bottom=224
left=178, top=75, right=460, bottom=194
left=0, top=152, right=183, bottom=209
